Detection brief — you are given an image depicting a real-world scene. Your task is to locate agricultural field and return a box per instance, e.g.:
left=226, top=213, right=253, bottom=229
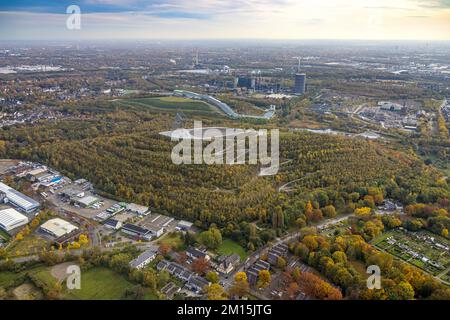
left=113, top=96, right=224, bottom=117
left=372, top=229, right=450, bottom=280
left=217, top=239, right=248, bottom=261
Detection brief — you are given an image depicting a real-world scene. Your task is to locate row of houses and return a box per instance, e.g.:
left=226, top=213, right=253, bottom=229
left=129, top=248, right=158, bottom=269
left=157, top=260, right=210, bottom=294
left=247, top=259, right=271, bottom=285
left=267, top=243, right=288, bottom=266
left=245, top=243, right=288, bottom=286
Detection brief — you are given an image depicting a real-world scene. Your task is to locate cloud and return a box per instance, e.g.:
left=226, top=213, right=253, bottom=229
left=0, top=1, right=449, bottom=40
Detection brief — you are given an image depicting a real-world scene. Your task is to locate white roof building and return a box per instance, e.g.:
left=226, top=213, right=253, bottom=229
left=126, top=203, right=149, bottom=215
left=0, top=208, right=29, bottom=232
left=40, top=218, right=78, bottom=238
left=75, top=195, right=99, bottom=207
left=0, top=182, right=40, bottom=213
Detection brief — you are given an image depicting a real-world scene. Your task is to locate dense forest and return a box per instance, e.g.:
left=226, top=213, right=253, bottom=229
left=0, top=101, right=449, bottom=249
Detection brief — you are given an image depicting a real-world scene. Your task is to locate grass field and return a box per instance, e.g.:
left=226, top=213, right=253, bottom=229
left=217, top=239, right=248, bottom=261
left=63, top=267, right=135, bottom=300
left=0, top=270, right=28, bottom=288
left=0, top=228, right=10, bottom=241
left=157, top=232, right=186, bottom=251
left=114, top=96, right=224, bottom=117
left=6, top=235, right=48, bottom=258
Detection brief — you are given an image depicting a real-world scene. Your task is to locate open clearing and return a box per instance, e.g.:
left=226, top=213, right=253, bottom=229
left=63, top=267, right=135, bottom=300
left=157, top=232, right=186, bottom=251
left=217, top=238, right=248, bottom=261
left=12, top=282, right=43, bottom=300
left=51, top=262, right=76, bottom=281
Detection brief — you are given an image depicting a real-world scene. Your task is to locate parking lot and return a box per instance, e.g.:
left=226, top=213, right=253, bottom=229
left=47, top=184, right=118, bottom=219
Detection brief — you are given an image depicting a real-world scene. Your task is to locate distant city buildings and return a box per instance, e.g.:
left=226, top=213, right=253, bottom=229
left=236, top=76, right=256, bottom=90
left=294, top=73, right=306, bottom=95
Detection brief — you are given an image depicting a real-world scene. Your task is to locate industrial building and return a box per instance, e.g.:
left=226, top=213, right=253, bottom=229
left=294, top=73, right=306, bottom=95
left=122, top=223, right=153, bottom=240
left=40, top=218, right=78, bottom=238
left=0, top=208, right=29, bottom=232
left=104, top=219, right=122, bottom=230
left=176, top=220, right=193, bottom=231
left=74, top=195, right=99, bottom=208
left=0, top=182, right=40, bottom=214
left=126, top=203, right=150, bottom=216
left=236, top=76, right=256, bottom=90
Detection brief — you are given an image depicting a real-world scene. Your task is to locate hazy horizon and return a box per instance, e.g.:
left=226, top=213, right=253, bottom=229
left=1, top=0, right=450, bottom=41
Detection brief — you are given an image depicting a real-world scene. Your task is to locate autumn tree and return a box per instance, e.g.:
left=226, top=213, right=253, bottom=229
left=206, top=271, right=219, bottom=284
left=257, top=270, right=271, bottom=289
left=228, top=272, right=249, bottom=298
left=205, top=283, right=228, bottom=300
left=158, top=243, right=172, bottom=256
left=192, top=257, right=210, bottom=275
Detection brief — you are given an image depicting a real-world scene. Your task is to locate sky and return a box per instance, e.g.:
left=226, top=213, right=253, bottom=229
left=0, top=0, right=450, bottom=40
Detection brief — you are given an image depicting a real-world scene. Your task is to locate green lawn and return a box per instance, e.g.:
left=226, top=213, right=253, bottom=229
left=28, top=266, right=58, bottom=289
left=0, top=228, right=10, bottom=241
left=64, top=267, right=135, bottom=300
left=114, top=96, right=223, bottom=117
left=217, top=239, right=248, bottom=261
left=0, top=270, right=28, bottom=288
left=157, top=232, right=186, bottom=251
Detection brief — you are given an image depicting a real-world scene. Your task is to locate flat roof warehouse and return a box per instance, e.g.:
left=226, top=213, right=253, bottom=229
left=0, top=208, right=29, bottom=232
left=0, top=182, right=40, bottom=214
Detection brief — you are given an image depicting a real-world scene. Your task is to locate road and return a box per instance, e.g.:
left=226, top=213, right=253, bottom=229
left=221, top=212, right=355, bottom=291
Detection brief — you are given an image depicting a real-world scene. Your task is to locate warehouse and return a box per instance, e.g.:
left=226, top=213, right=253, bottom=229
left=176, top=220, right=193, bottom=231
left=74, top=195, right=99, bottom=208
left=40, top=218, right=78, bottom=238
left=0, top=182, right=40, bottom=214
left=126, top=203, right=150, bottom=216
left=122, top=223, right=153, bottom=240
left=0, top=208, right=29, bottom=232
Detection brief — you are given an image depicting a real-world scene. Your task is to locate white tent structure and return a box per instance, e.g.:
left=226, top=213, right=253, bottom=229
left=0, top=208, right=29, bottom=232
